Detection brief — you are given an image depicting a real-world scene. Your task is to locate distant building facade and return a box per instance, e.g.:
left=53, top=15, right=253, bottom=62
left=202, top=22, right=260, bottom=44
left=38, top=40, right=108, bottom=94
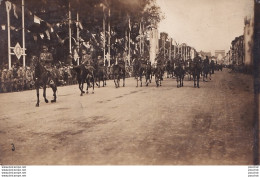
left=244, top=16, right=254, bottom=67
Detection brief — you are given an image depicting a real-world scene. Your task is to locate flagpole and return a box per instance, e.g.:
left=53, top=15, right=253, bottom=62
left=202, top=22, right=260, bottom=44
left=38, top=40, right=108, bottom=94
left=22, top=0, right=25, bottom=67
left=69, top=2, right=72, bottom=54
left=103, top=5, right=106, bottom=66
left=6, top=1, right=11, bottom=69
left=139, top=23, right=141, bottom=55
left=108, top=8, right=110, bottom=66
left=163, top=36, right=165, bottom=59
left=169, top=38, right=171, bottom=60
left=128, top=17, right=131, bottom=64
left=142, top=23, right=144, bottom=55
left=76, top=11, right=79, bottom=65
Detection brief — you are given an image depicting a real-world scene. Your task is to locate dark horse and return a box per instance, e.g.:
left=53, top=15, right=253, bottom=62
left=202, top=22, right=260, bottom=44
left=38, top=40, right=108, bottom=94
left=145, top=61, right=152, bottom=86
left=153, top=64, right=164, bottom=87
left=133, top=58, right=146, bottom=87
left=112, top=63, right=120, bottom=88
left=166, top=60, right=174, bottom=78
left=202, top=57, right=211, bottom=82
left=73, top=64, right=95, bottom=96
left=118, top=59, right=126, bottom=87
left=174, top=60, right=185, bottom=88
left=185, top=59, right=193, bottom=81
left=96, top=64, right=107, bottom=88
left=191, top=58, right=202, bottom=88
left=34, top=57, right=57, bottom=107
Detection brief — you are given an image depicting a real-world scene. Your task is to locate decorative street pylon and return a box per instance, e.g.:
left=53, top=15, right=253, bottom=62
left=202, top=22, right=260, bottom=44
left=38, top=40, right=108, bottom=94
left=6, top=0, right=26, bottom=69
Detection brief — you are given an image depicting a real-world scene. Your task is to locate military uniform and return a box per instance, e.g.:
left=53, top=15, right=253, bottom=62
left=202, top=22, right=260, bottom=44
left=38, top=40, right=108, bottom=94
left=39, top=46, right=54, bottom=70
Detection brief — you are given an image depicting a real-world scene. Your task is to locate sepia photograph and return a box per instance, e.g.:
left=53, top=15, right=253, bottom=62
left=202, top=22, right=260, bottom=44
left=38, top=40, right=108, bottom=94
left=0, top=0, right=259, bottom=170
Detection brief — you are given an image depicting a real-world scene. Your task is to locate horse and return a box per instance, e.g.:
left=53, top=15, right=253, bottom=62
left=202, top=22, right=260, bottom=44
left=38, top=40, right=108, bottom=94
left=33, top=57, right=57, bottom=107
left=118, top=59, right=126, bottom=87
left=191, top=59, right=202, bottom=88
left=111, top=63, right=121, bottom=88
left=96, top=63, right=107, bottom=88
left=185, top=59, right=193, bottom=81
left=166, top=60, right=174, bottom=78
left=133, top=58, right=146, bottom=87
left=174, top=60, right=185, bottom=88
left=202, top=59, right=211, bottom=82
left=73, top=64, right=95, bottom=96
left=152, top=64, right=164, bottom=87
left=145, top=61, right=152, bottom=86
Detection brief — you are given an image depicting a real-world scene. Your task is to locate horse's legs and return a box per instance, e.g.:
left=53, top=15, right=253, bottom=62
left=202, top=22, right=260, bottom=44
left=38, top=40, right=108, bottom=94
left=197, top=75, right=200, bottom=88
left=140, top=76, right=142, bottom=87
left=114, top=77, right=117, bottom=88
left=36, top=86, right=40, bottom=107
left=51, top=85, right=57, bottom=103
left=79, top=82, right=83, bottom=96
left=193, top=75, right=196, bottom=88
left=177, top=76, right=179, bottom=88
left=92, top=76, right=95, bottom=94
left=43, top=85, right=49, bottom=103
left=136, top=76, right=138, bottom=87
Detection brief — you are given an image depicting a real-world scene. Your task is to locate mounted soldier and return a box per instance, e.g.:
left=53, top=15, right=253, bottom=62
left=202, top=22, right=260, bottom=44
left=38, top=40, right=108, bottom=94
left=81, top=49, right=94, bottom=73
left=210, top=59, right=215, bottom=74
left=39, top=45, right=54, bottom=70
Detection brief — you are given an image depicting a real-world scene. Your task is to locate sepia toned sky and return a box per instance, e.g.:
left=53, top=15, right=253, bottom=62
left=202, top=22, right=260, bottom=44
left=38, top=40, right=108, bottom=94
left=157, top=0, right=254, bottom=54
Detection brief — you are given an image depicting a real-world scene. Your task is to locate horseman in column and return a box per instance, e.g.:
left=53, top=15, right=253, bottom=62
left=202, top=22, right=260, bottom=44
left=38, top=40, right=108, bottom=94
left=39, top=45, right=58, bottom=86
left=81, top=49, right=94, bottom=73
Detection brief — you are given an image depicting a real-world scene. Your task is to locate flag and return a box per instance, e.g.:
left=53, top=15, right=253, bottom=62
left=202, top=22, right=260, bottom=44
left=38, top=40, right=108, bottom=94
left=34, top=15, right=41, bottom=24
left=12, top=4, right=18, bottom=19
left=56, top=34, right=64, bottom=44
left=33, top=34, right=37, bottom=41
left=45, top=30, right=50, bottom=40
left=76, top=21, right=83, bottom=30
left=10, top=26, right=16, bottom=31
left=1, top=25, right=5, bottom=30
left=40, top=33, right=44, bottom=39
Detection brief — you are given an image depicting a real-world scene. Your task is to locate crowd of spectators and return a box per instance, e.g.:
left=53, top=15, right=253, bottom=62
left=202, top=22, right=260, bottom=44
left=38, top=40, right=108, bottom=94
left=0, top=62, right=133, bottom=93
left=0, top=63, right=78, bottom=93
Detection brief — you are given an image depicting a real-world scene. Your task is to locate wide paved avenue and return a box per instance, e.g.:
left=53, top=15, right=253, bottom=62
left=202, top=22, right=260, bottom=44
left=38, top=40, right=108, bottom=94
left=0, top=69, right=254, bottom=165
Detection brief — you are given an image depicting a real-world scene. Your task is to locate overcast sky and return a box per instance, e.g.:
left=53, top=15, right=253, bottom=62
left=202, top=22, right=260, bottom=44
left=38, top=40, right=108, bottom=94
left=156, top=0, right=254, bottom=54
